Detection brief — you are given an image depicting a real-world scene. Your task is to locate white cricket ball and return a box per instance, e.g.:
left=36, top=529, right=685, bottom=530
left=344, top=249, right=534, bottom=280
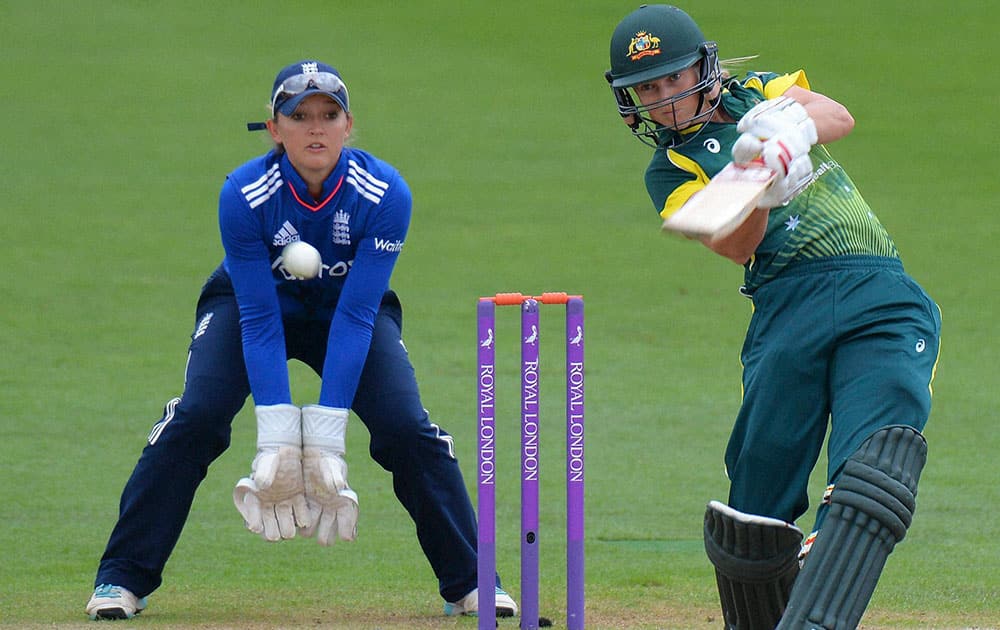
left=281, top=241, right=322, bottom=279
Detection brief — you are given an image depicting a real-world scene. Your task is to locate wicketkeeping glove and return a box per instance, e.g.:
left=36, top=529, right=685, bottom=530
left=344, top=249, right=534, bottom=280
left=233, top=404, right=312, bottom=541
left=298, top=405, right=359, bottom=545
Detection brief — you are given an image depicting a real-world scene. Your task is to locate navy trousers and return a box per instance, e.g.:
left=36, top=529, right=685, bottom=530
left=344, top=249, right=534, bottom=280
left=95, top=269, right=480, bottom=602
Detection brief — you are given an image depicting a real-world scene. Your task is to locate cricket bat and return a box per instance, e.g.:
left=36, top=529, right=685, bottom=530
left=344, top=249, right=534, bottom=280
left=661, top=160, right=776, bottom=239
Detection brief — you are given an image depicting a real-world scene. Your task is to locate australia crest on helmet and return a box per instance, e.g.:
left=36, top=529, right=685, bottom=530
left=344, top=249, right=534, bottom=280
left=628, top=31, right=662, bottom=61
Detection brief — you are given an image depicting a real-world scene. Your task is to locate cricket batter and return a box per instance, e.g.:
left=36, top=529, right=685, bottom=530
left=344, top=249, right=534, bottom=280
left=86, top=60, right=516, bottom=620
left=605, top=6, right=942, bottom=629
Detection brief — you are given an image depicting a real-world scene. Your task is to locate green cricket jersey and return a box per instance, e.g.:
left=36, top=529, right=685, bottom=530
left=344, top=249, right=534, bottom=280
left=645, top=70, right=898, bottom=293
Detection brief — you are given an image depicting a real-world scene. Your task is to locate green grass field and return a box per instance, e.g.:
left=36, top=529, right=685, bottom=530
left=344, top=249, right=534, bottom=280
left=2, top=1, right=997, bottom=628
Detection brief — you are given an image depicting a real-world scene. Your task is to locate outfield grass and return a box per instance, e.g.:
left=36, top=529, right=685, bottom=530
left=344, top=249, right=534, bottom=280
left=1, top=1, right=997, bottom=628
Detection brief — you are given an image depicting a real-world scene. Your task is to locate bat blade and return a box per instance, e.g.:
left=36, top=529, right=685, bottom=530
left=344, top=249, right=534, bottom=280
left=661, top=161, right=776, bottom=239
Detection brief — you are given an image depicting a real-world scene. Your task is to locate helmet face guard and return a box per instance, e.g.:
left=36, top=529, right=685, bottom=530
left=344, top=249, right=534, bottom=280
left=607, top=42, right=721, bottom=148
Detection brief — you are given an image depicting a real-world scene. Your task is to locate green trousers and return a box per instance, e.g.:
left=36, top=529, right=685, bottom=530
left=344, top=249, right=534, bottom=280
left=725, top=256, right=941, bottom=530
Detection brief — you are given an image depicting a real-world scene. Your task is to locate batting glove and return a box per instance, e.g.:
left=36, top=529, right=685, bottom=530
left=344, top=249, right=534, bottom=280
left=756, top=149, right=814, bottom=208
left=733, top=96, right=817, bottom=168
left=737, top=95, right=818, bottom=147
left=732, top=97, right=817, bottom=207
left=298, top=405, right=359, bottom=545
left=233, top=404, right=312, bottom=541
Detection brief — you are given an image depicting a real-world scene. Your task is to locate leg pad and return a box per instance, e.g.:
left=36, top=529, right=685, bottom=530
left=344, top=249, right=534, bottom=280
left=777, top=425, right=927, bottom=629
left=704, top=500, right=804, bottom=629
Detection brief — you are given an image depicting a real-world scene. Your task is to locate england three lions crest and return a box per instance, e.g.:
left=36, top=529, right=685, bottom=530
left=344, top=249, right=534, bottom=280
left=332, top=210, right=351, bottom=245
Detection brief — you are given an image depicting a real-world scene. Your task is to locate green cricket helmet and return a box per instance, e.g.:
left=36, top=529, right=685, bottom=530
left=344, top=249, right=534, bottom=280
left=605, top=4, right=722, bottom=147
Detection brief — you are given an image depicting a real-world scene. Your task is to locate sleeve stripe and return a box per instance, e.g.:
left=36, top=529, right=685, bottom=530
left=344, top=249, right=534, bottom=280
left=241, top=164, right=284, bottom=208
left=660, top=150, right=710, bottom=219
left=346, top=159, right=390, bottom=203
left=759, top=70, right=811, bottom=98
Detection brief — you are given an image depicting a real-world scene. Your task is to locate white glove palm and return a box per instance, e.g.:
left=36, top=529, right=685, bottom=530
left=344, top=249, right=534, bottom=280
left=299, top=405, right=359, bottom=545
left=732, top=96, right=818, bottom=207
left=233, top=404, right=311, bottom=541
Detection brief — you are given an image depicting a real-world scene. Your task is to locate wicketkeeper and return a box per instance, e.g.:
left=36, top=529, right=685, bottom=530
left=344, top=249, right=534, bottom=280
left=606, top=6, right=941, bottom=628
left=86, top=59, right=517, bottom=621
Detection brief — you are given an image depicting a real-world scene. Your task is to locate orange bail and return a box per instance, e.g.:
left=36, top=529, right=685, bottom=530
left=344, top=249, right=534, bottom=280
left=481, top=292, right=581, bottom=306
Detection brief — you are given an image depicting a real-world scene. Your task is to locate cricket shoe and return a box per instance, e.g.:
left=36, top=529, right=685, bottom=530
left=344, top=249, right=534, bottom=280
left=86, top=584, right=147, bottom=620
left=444, top=586, right=518, bottom=618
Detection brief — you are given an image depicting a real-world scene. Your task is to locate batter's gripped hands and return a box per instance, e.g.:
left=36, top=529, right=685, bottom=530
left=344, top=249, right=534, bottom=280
left=756, top=149, right=814, bottom=208
left=732, top=97, right=818, bottom=208
left=233, top=404, right=311, bottom=541
left=737, top=96, right=818, bottom=150
left=298, top=405, right=359, bottom=545
left=733, top=96, right=817, bottom=173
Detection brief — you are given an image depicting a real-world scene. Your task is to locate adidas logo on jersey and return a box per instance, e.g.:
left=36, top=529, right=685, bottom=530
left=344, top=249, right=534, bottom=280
left=273, top=221, right=300, bottom=247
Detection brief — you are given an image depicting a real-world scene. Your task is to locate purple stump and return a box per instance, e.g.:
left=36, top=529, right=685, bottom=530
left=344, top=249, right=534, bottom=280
left=521, top=299, right=540, bottom=630
left=477, top=299, right=496, bottom=630
left=565, top=297, right=585, bottom=629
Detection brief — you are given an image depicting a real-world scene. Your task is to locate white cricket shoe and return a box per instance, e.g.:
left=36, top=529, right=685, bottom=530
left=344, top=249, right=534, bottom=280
left=86, top=584, right=148, bottom=620
left=444, top=586, right=518, bottom=618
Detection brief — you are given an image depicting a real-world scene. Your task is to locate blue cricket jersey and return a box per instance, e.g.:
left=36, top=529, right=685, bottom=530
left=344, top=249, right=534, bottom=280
left=218, top=147, right=411, bottom=408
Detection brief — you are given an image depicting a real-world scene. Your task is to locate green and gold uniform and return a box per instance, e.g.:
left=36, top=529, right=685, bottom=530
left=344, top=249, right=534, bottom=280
left=645, top=70, right=942, bottom=532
